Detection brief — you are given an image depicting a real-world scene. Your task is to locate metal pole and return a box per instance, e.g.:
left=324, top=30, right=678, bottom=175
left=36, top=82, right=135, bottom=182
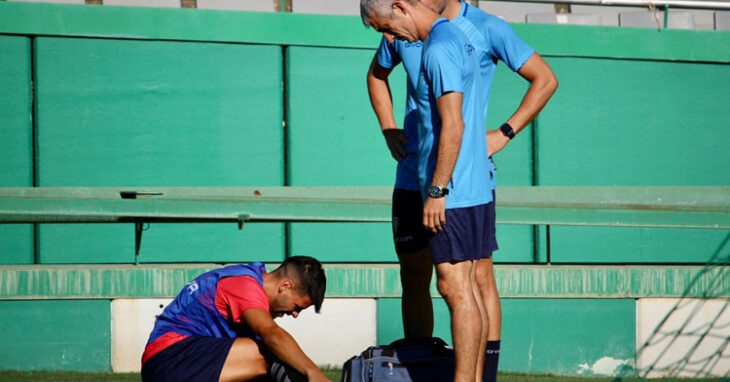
left=488, top=0, right=730, bottom=10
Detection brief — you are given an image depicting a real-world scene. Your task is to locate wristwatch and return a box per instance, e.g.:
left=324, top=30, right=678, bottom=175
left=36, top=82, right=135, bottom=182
left=499, top=123, right=515, bottom=140
left=428, top=185, right=450, bottom=198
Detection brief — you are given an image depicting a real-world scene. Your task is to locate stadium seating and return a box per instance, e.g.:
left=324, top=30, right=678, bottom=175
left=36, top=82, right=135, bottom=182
left=715, top=11, right=730, bottom=30
left=291, top=0, right=358, bottom=15
left=103, top=0, right=179, bottom=7
left=8, top=0, right=84, bottom=4
left=526, top=13, right=601, bottom=25
left=197, top=0, right=276, bottom=12
left=619, top=10, right=695, bottom=29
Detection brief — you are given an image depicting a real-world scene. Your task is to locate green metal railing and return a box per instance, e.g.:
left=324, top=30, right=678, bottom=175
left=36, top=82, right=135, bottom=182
left=1, top=186, right=728, bottom=257
left=1, top=186, right=728, bottom=299
left=1, top=186, right=728, bottom=228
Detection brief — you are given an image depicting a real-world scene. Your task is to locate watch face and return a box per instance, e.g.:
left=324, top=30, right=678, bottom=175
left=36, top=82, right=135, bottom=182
left=428, top=186, right=442, bottom=198
left=500, top=124, right=515, bottom=139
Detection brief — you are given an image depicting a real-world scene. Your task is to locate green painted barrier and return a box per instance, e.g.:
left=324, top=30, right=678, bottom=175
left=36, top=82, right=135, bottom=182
left=1, top=2, right=728, bottom=266
left=0, top=35, right=33, bottom=264
left=0, top=2, right=728, bottom=62
left=377, top=297, right=636, bottom=376
left=1, top=186, right=728, bottom=228
left=0, top=264, right=726, bottom=299
left=0, top=300, right=111, bottom=371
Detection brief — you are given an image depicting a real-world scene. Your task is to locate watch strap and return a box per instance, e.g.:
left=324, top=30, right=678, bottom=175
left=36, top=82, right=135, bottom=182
left=428, top=185, right=449, bottom=198
left=500, top=123, right=515, bottom=140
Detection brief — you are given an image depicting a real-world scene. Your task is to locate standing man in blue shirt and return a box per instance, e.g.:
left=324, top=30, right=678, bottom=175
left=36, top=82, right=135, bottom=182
left=362, top=0, right=557, bottom=381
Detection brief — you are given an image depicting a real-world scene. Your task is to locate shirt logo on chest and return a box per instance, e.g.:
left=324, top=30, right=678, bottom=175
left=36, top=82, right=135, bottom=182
left=187, top=281, right=199, bottom=295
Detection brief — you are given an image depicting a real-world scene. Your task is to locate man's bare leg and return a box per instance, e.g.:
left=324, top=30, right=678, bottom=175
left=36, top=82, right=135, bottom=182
left=476, top=257, right=501, bottom=340
left=473, top=259, right=489, bottom=382
left=436, top=260, right=481, bottom=382
left=398, top=247, right=434, bottom=338
left=476, top=256, right=502, bottom=382
left=218, top=338, right=269, bottom=382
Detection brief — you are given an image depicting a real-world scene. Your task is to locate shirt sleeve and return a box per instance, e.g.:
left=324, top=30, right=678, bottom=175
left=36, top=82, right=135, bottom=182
left=487, top=17, right=535, bottom=72
left=423, top=39, right=465, bottom=99
left=376, top=36, right=401, bottom=69
left=216, top=275, right=269, bottom=323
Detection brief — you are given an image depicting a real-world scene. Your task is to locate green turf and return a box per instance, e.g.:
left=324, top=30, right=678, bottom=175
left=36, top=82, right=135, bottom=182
left=0, top=371, right=140, bottom=381
left=0, top=371, right=727, bottom=381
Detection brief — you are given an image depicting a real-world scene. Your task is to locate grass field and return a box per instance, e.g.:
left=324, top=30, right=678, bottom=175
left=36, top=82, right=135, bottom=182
left=1, top=370, right=728, bottom=381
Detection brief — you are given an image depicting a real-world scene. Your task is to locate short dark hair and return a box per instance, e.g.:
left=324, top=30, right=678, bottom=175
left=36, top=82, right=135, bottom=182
left=279, top=256, right=327, bottom=313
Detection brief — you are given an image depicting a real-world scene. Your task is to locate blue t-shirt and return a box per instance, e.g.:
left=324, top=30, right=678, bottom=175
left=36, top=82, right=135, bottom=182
left=451, top=2, right=535, bottom=121
left=377, top=39, right=423, bottom=191
left=416, top=18, right=490, bottom=209
left=376, top=2, right=533, bottom=193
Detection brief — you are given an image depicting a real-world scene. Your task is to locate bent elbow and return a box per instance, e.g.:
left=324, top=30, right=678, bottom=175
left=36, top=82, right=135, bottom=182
left=548, top=73, right=558, bottom=94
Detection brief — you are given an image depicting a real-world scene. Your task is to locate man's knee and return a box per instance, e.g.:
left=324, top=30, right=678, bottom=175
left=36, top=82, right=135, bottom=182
left=436, top=262, right=472, bottom=301
left=476, top=259, right=496, bottom=285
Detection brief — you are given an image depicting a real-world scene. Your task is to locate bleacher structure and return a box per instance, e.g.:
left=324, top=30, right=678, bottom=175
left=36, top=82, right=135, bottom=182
left=6, top=0, right=730, bottom=29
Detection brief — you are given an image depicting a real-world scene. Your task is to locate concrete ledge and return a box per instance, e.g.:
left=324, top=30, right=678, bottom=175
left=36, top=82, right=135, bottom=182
left=0, top=264, right=727, bottom=299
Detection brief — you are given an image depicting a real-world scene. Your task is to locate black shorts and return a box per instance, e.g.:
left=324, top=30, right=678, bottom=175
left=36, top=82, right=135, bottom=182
left=141, top=335, right=235, bottom=382
left=392, top=189, right=431, bottom=254
left=429, top=202, right=496, bottom=265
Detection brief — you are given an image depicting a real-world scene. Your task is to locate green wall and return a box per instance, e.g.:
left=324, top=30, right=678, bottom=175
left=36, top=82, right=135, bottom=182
left=0, top=3, right=728, bottom=375
left=33, top=37, right=285, bottom=263
left=0, top=263, right=724, bottom=374
left=539, top=57, right=730, bottom=263
left=377, top=298, right=636, bottom=376
left=0, top=35, right=34, bottom=264
left=0, top=300, right=111, bottom=371
left=287, top=46, right=400, bottom=262
left=1, top=4, right=728, bottom=264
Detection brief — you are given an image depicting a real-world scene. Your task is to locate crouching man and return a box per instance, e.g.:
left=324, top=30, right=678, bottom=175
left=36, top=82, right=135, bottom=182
left=141, top=256, right=331, bottom=382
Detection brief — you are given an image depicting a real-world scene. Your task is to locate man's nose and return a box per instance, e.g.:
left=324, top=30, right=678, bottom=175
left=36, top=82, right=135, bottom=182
left=383, top=32, right=395, bottom=44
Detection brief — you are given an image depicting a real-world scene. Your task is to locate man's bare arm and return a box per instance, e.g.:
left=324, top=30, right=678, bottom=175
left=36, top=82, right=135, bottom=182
left=423, top=92, right=464, bottom=233
left=367, top=54, right=408, bottom=161
left=243, top=309, right=330, bottom=382
left=488, top=52, right=558, bottom=156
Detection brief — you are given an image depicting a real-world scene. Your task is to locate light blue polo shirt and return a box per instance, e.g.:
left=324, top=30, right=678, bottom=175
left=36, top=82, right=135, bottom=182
left=377, top=39, right=423, bottom=191
left=416, top=18, right=489, bottom=209
left=376, top=3, right=534, bottom=194
left=451, top=2, right=535, bottom=120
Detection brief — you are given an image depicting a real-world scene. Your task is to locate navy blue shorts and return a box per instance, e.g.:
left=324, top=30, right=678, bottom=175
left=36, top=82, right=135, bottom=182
left=430, top=202, right=496, bottom=265
left=485, top=190, right=499, bottom=256
left=392, top=189, right=431, bottom=254
left=141, top=335, right=235, bottom=382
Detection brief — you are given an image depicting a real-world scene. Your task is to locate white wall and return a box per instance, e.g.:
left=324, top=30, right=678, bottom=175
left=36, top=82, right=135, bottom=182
left=637, top=298, right=730, bottom=378
left=111, top=298, right=172, bottom=373
left=277, top=298, right=377, bottom=367
left=111, top=297, right=377, bottom=372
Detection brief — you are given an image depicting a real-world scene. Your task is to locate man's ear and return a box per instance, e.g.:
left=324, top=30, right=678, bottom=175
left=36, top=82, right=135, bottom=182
left=392, top=0, right=408, bottom=17
left=278, top=279, right=294, bottom=293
